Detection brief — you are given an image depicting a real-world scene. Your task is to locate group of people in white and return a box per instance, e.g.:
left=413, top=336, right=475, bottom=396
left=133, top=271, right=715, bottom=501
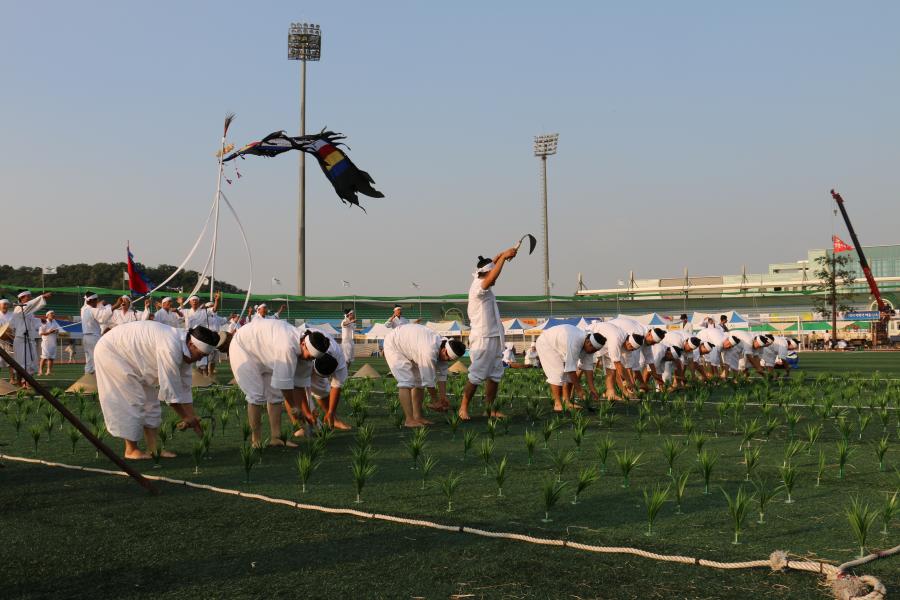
left=1, top=253, right=799, bottom=460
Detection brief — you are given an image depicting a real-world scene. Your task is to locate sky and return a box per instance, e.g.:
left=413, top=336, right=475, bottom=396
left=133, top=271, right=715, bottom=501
left=2, top=1, right=899, bottom=297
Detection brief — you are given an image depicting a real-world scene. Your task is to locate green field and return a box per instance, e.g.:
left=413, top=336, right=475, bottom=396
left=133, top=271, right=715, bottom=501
left=2, top=353, right=899, bottom=599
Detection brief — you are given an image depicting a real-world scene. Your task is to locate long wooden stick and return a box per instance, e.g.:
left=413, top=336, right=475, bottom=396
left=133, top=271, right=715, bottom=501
left=0, top=345, right=157, bottom=494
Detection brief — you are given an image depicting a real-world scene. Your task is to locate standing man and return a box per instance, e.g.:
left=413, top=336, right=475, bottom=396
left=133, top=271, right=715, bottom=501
left=0, top=299, right=15, bottom=383
left=718, top=315, right=730, bottom=332
left=109, top=296, right=151, bottom=329
left=679, top=313, right=692, bottom=334
left=385, top=305, right=409, bottom=329
left=458, top=248, right=518, bottom=420
left=384, top=323, right=466, bottom=426
left=39, top=310, right=61, bottom=376
left=152, top=297, right=183, bottom=328
left=535, top=325, right=606, bottom=412
left=94, top=321, right=228, bottom=459
left=182, top=293, right=221, bottom=375
left=11, top=290, right=52, bottom=386
left=340, top=308, right=356, bottom=367
left=81, top=292, right=117, bottom=374
left=230, top=319, right=333, bottom=446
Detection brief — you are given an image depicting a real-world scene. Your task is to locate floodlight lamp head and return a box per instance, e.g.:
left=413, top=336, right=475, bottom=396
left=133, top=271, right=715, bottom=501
left=533, top=133, right=559, bottom=157
left=288, top=22, right=322, bottom=61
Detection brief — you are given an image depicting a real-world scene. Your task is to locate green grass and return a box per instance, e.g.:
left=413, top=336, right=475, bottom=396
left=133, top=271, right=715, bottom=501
left=1, top=353, right=899, bottom=598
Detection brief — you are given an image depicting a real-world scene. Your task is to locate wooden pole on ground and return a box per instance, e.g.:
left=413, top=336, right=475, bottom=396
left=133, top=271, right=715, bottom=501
left=0, top=345, right=158, bottom=494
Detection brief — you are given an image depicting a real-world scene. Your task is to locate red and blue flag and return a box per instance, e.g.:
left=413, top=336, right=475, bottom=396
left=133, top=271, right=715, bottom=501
left=126, top=244, right=154, bottom=295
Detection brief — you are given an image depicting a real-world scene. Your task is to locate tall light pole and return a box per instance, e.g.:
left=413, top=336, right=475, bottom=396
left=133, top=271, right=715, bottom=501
left=533, top=133, right=558, bottom=297
left=288, top=22, right=321, bottom=297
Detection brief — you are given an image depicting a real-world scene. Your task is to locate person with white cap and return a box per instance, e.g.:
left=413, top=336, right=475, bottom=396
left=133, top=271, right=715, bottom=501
left=659, top=330, right=708, bottom=385
left=535, top=324, right=606, bottom=412
left=230, top=319, right=334, bottom=446
left=724, top=330, right=771, bottom=378
left=109, top=296, right=151, bottom=329
left=762, top=335, right=799, bottom=376
left=152, top=296, right=183, bottom=328
left=642, top=341, right=685, bottom=391
left=251, top=302, right=285, bottom=321
left=606, top=316, right=668, bottom=393
left=10, top=289, right=53, bottom=386
left=459, top=247, right=518, bottom=421
left=306, top=326, right=352, bottom=430
left=524, top=342, right=539, bottom=368
left=501, top=342, right=516, bottom=366
left=38, top=310, right=61, bottom=376
left=81, top=292, right=119, bottom=374
left=94, top=321, right=229, bottom=459
left=340, top=308, right=356, bottom=366
left=588, top=320, right=638, bottom=401
left=384, top=323, right=466, bottom=426
left=0, top=299, right=15, bottom=382
left=182, top=292, right=221, bottom=375
left=696, top=326, right=728, bottom=380
left=385, top=305, right=409, bottom=329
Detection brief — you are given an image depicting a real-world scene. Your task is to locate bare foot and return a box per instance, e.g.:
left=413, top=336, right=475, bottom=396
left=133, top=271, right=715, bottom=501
left=125, top=450, right=152, bottom=460
left=553, top=403, right=563, bottom=412
left=160, top=450, right=177, bottom=458
left=330, top=418, right=352, bottom=431
left=403, top=420, right=422, bottom=428
left=416, top=417, right=434, bottom=426
left=487, top=410, right=506, bottom=418
left=563, top=403, right=582, bottom=412
left=426, top=402, right=449, bottom=413
left=457, top=408, right=471, bottom=421
left=292, top=428, right=307, bottom=438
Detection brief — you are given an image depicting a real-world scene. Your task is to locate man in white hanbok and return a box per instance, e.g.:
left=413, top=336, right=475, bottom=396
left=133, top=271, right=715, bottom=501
left=95, top=322, right=228, bottom=459
left=0, top=299, right=13, bottom=382
left=109, top=296, right=151, bottom=329
left=230, top=319, right=334, bottom=446
left=11, top=290, right=52, bottom=386
left=39, top=310, right=61, bottom=376
left=81, top=292, right=117, bottom=374
left=152, top=297, right=183, bottom=328
left=385, top=305, right=409, bottom=329
left=340, top=308, right=356, bottom=366
left=535, top=325, right=606, bottom=412
left=384, top=324, right=465, bottom=426
left=307, top=327, right=352, bottom=430
left=182, top=293, right=221, bottom=375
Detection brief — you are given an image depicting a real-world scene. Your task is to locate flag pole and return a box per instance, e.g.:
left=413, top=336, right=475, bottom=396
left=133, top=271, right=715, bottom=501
left=0, top=345, right=157, bottom=494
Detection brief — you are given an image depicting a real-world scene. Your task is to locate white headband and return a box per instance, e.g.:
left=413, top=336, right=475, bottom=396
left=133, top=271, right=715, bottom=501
left=257, top=303, right=267, bottom=310
left=0, top=299, right=9, bottom=305
left=444, top=339, right=462, bottom=360
left=188, top=295, right=200, bottom=302
left=476, top=262, right=495, bottom=275
left=161, top=297, right=173, bottom=304
left=46, top=310, right=55, bottom=316
left=120, top=295, right=130, bottom=300
left=647, top=328, right=664, bottom=344
left=684, top=338, right=697, bottom=351
left=189, top=335, right=216, bottom=356
left=84, top=293, right=98, bottom=301
left=304, top=337, right=325, bottom=358
left=587, top=334, right=605, bottom=350
left=700, top=341, right=715, bottom=352
left=18, top=290, right=32, bottom=299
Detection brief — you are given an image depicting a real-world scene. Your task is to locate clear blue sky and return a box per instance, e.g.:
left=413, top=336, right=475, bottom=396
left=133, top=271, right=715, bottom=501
left=2, top=1, right=899, bottom=296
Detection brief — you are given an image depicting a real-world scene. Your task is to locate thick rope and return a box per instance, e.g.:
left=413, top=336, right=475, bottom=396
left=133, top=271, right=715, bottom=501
left=0, top=454, right=886, bottom=599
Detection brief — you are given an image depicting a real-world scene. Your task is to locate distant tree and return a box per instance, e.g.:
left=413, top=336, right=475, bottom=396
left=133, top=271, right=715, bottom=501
left=812, top=253, right=855, bottom=348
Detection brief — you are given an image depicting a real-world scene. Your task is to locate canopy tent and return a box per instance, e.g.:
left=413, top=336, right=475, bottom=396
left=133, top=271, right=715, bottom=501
left=309, top=322, right=340, bottom=336
left=575, top=317, right=605, bottom=331
left=621, top=313, right=669, bottom=327
left=750, top=323, right=778, bottom=332
left=690, top=310, right=749, bottom=330
left=780, top=321, right=831, bottom=332
left=360, top=323, right=392, bottom=339
left=425, top=320, right=469, bottom=337
left=502, top=318, right=529, bottom=334
left=524, top=317, right=581, bottom=334
left=840, top=321, right=871, bottom=331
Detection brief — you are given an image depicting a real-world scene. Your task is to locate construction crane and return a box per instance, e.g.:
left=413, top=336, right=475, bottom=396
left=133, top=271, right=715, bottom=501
left=830, top=189, right=892, bottom=343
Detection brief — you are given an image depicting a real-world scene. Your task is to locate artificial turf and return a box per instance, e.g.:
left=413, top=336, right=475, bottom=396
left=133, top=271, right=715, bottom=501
left=1, top=352, right=899, bottom=599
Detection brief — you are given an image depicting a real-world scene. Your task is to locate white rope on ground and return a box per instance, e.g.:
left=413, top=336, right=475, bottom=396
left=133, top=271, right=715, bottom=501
left=0, top=454, right=887, bottom=600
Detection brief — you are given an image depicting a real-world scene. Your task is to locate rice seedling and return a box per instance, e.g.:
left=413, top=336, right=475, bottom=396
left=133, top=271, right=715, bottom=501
left=878, top=408, right=891, bottom=434
left=874, top=437, right=889, bottom=472
left=11, top=410, right=24, bottom=439
left=615, top=448, right=643, bottom=489
left=93, top=424, right=106, bottom=460
left=239, top=443, right=259, bottom=484
left=462, top=430, right=478, bottom=460
left=479, top=438, right=495, bottom=475
left=806, top=423, right=822, bottom=453
left=158, top=426, right=170, bottom=451
left=643, top=483, right=670, bottom=537
left=493, top=455, right=509, bottom=497
left=661, top=437, right=683, bottom=476
left=722, top=485, right=753, bottom=544
left=752, top=476, right=781, bottom=524
left=846, top=495, right=878, bottom=558
left=689, top=431, right=707, bottom=458
left=763, top=417, right=779, bottom=440
left=43, top=411, right=55, bottom=441
left=406, top=427, right=428, bottom=469
left=350, top=451, right=377, bottom=504
left=596, top=435, right=614, bottom=474
left=192, top=440, right=204, bottom=475
left=836, top=439, right=854, bottom=479
left=356, top=424, right=374, bottom=450
left=241, top=420, right=251, bottom=443
left=784, top=408, right=801, bottom=440
left=743, top=447, right=761, bottom=481
left=697, top=450, right=718, bottom=495
left=29, top=425, right=41, bottom=454
left=603, top=411, right=620, bottom=429
left=572, top=465, right=599, bottom=505
left=880, top=491, right=899, bottom=535
left=541, top=419, right=554, bottom=449
left=522, top=429, right=538, bottom=466
left=446, top=411, right=461, bottom=439
left=551, top=448, right=576, bottom=482
left=739, top=418, right=761, bottom=451
left=218, top=410, right=230, bottom=436
left=499, top=416, right=511, bottom=436
left=485, top=417, right=497, bottom=441
left=816, top=450, right=826, bottom=487
left=421, top=454, right=438, bottom=490
left=779, top=463, right=797, bottom=504
left=67, top=426, right=80, bottom=454
left=835, top=417, right=853, bottom=443
left=438, top=471, right=462, bottom=512
left=671, top=469, right=691, bottom=514
left=680, top=415, right=695, bottom=436
left=782, top=440, right=805, bottom=467
left=540, top=477, right=568, bottom=522
left=201, top=428, right=213, bottom=459
left=858, top=413, right=872, bottom=441
left=550, top=415, right=562, bottom=444
left=573, top=419, right=588, bottom=451
left=296, top=451, right=319, bottom=493
left=151, top=446, right=162, bottom=469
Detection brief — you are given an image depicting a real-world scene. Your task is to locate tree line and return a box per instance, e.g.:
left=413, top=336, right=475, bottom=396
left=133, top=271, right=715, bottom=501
left=0, top=263, right=244, bottom=294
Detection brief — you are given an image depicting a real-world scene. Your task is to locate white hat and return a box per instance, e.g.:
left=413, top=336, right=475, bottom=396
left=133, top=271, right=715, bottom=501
left=17, top=290, right=32, bottom=299
left=0, top=299, right=10, bottom=305
left=161, top=297, right=173, bottom=304
left=84, top=293, right=98, bottom=302
left=188, top=295, right=200, bottom=302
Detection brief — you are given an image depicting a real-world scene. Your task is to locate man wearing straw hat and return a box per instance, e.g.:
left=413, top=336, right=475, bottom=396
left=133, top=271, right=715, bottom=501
left=0, top=299, right=14, bottom=383
left=11, top=289, right=52, bottom=386
left=230, top=319, right=335, bottom=446
left=384, top=323, right=466, bottom=426
left=459, top=247, right=518, bottom=421
left=38, top=310, right=62, bottom=376
left=94, top=321, right=229, bottom=459
left=81, top=292, right=119, bottom=374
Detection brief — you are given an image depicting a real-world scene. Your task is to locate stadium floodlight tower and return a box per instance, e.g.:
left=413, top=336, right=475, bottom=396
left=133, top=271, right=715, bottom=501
left=288, top=22, right=322, bottom=297
left=533, top=133, right=559, bottom=297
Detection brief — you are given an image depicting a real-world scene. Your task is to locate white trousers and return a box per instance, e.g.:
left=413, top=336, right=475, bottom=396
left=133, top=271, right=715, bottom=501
left=83, top=334, right=99, bottom=374
left=13, top=337, right=38, bottom=374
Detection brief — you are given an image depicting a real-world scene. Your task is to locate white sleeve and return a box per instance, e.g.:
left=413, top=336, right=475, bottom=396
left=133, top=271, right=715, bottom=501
left=157, top=344, right=187, bottom=404
left=562, top=337, right=581, bottom=373
left=417, top=346, right=439, bottom=388
left=606, top=337, right=623, bottom=364
left=270, top=347, right=300, bottom=390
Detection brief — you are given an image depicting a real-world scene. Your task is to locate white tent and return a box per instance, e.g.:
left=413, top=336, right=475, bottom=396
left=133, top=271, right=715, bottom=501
left=361, top=323, right=392, bottom=340
left=425, top=320, right=469, bottom=337
left=502, top=318, right=529, bottom=335
left=310, top=322, right=340, bottom=337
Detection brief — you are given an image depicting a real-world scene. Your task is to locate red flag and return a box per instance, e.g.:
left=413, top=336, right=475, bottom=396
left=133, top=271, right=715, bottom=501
left=126, top=244, right=153, bottom=295
left=832, top=235, right=854, bottom=253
